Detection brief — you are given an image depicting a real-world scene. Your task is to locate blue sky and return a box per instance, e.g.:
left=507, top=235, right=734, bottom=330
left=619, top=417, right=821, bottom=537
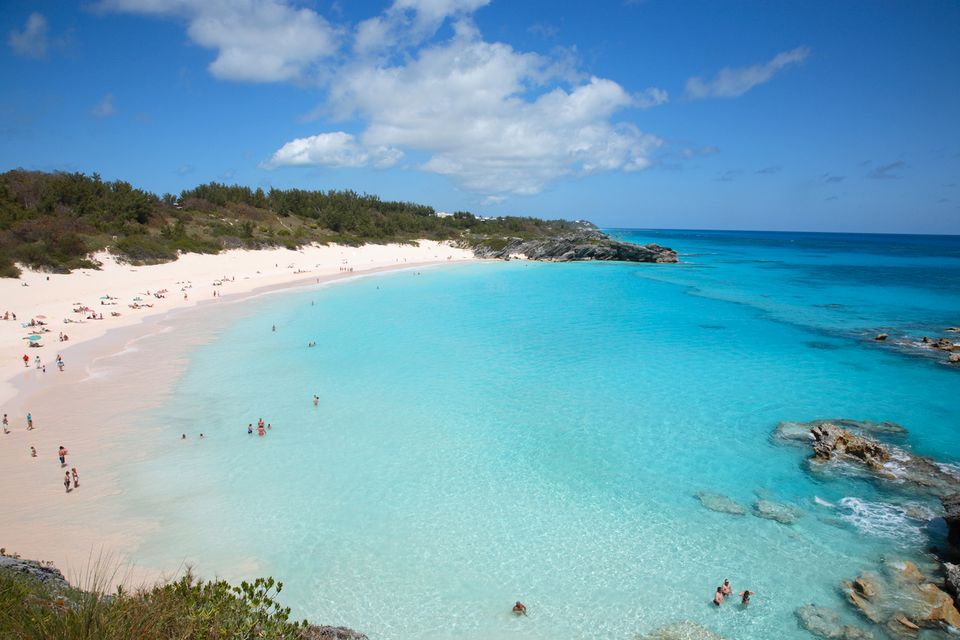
left=2, top=1, right=959, bottom=233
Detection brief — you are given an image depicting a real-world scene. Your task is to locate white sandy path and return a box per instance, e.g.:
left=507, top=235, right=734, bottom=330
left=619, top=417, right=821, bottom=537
left=0, top=241, right=475, bottom=584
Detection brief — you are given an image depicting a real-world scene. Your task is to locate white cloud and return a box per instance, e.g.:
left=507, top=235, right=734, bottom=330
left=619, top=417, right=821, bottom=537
left=354, top=0, right=490, bottom=54
left=265, top=132, right=403, bottom=169
left=8, top=12, right=49, bottom=59
left=686, top=46, right=809, bottom=99
left=91, top=93, right=117, bottom=118
left=272, top=24, right=662, bottom=196
left=98, top=0, right=339, bottom=82
left=103, top=0, right=665, bottom=198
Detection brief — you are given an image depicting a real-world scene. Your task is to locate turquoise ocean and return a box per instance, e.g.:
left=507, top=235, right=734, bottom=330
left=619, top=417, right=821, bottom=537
left=114, top=230, right=960, bottom=639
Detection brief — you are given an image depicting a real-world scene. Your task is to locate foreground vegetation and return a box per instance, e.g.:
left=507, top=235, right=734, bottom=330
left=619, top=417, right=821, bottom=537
left=0, top=169, right=589, bottom=277
left=0, top=562, right=346, bottom=640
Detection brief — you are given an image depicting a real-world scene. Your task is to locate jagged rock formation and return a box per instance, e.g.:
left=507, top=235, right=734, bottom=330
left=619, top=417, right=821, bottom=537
left=303, top=626, right=369, bottom=640
left=841, top=560, right=960, bottom=635
left=470, top=230, right=678, bottom=263
left=0, top=555, right=70, bottom=591
left=773, top=419, right=960, bottom=497
left=941, top=493, right=960, bottom=546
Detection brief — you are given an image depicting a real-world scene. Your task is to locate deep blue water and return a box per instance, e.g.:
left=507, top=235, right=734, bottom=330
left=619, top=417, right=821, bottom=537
left=110, top=229, right=960, bottom=639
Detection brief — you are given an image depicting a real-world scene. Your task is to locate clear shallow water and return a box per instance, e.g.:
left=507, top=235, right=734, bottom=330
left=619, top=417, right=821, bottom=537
left=114, top=231, right=959, bottom=639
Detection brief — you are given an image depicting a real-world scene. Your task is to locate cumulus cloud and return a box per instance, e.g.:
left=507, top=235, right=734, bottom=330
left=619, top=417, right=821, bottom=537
left=354, top=0, right=490, bottom=54
left=265, top=132, right=403, bottom=169
left=105, top=0, right=666, bottom=198
left=289, top=27, right=661, bottom=195
left=98, top=0, right=339, bottom=82
left=686, top=46, right=810, bottom=99
left=91, top=93, right=117, bottom=118
left=867, top=160, right=907, bottom=180
left=8, top=12, right=49, bottom=59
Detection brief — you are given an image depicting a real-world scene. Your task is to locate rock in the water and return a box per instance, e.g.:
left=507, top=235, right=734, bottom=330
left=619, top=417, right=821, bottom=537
left=694, top=491, right=747, bottom=516
left=775, top=420, right=960, bottom=497
left=949, top=353, right=960, bottom=364
left=302, top=626, right=369, bottom=640
left=0, top=556, right=70, bottom=591
left=811, top=423, right=890, bottom=468
left=470, top=229, right=678, bottom=263
left=638, top=621, right=725, bottom=640
left=941, top=493, right=960, bottom=546
left=794, top=605, right=876, bottom=639
left=753, top=499, right=803, bottom=524
left=841, top=561, right=960, bottom=632
left=942, top=562, right=960, bottom=598
left=875, top=333, right=889, bottom=341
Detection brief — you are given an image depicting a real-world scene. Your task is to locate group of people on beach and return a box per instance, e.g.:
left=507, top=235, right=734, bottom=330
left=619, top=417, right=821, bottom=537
left=713, top=579, right=754, bottom=606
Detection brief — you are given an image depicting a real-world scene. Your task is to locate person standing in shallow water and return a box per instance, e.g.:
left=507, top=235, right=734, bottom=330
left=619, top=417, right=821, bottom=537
left=713, top=587, right=724, bottom=606
left=740, top=590, right=754, bottom=605
left=512, top=602, right=527, bottom=616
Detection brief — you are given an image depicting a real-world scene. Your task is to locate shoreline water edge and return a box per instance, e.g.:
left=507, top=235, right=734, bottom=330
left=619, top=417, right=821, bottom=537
left=0, top=241, right=479, bottom=585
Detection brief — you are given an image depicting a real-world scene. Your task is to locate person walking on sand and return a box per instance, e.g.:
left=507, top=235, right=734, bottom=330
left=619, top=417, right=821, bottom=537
left=26, top=413, right=33, bottom=430
left=63, top=472, right=72, bottom=493
left=58, top=445, right=68, bottom=466
left=71, top=468, right=79, bottom=488
left=2, top=414, right=8, bottom=434
left=22, top=354, right=29, bottom=367
left=30, top=446, right=37, bottom=457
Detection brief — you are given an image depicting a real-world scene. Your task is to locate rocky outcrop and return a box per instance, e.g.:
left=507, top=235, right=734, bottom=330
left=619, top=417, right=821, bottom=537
left=842, top=560, right=960, bottom=634
left=302, top=626, right=369, bottom=640
left=470, top=230, right=678, bottom=263
left=638, top=621, right=726, bottom=640
left=0, top=555, right=70, bottom=591
left=921, top=337, right=959, bottom=352
left=941, top=494, right=960, bottom=546
left=694, top=491, right=747, bottom=516
left=811, top=423, right=891, bottom=469
left=942, top=562, right=960, bottom=598
left=774, top=420, right=960, bottom=497
left=794, top=605, right=876, bottom=639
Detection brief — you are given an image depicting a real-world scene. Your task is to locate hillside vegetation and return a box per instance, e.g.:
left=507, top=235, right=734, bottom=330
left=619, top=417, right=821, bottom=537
left=0, top=169, right=588, bottom=277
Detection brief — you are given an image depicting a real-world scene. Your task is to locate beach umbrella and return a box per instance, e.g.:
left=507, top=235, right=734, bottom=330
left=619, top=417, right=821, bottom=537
left=100, top=296, right=110, bottom=300
left=25, top=334, right=41, bottom=341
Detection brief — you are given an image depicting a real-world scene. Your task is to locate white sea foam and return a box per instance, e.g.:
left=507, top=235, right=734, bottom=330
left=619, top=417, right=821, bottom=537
left=837, top=497, right=925, bottom=544
left=814, top=496, right=835, bottom=508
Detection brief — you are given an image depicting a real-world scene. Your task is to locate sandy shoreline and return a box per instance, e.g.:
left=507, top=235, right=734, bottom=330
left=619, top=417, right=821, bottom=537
left=0, top=241, right=477, bottom=586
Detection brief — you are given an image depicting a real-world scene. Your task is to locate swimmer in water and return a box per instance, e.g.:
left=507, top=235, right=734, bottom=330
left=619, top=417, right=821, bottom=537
left=713, top=587, right=724, bottom=606
left=721, top=579, right=732, bottom=596
left=512, top=601, right=527, bottom=616
left=740, top=590, right=754, bottom=606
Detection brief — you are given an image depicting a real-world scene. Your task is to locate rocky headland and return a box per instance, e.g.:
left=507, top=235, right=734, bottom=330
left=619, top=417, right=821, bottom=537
left=469, top=228, right=678, bottom=263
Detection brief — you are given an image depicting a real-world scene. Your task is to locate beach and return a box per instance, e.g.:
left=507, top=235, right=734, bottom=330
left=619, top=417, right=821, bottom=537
left=0, top=240, right=475, bottom=584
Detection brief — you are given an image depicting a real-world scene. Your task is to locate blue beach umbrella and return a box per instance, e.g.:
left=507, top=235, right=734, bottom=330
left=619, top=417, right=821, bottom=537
left=25, top=334, right=41, bottom=341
